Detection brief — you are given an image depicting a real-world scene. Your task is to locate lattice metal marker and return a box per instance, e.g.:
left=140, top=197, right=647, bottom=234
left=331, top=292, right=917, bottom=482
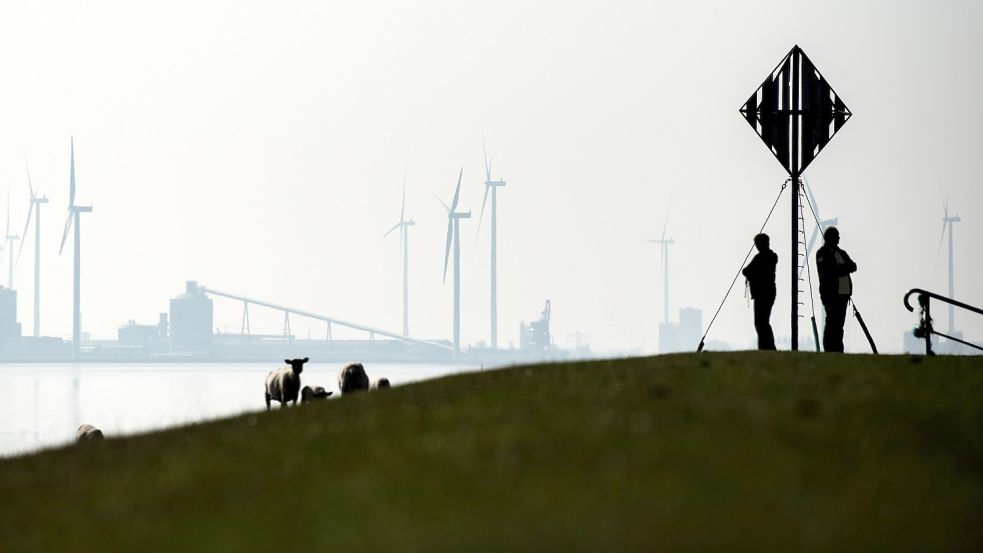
left=739, top=45, right=852, bottom=350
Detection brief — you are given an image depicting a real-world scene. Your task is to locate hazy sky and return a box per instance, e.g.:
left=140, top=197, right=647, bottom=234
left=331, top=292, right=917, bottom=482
left=0, top=0, right=979, bottom=353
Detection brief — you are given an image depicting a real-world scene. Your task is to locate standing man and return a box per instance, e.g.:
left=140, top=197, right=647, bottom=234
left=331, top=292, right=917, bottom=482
left=742, top=233, right=778, bottom=350
left=816, top=226, right=857, bottom=352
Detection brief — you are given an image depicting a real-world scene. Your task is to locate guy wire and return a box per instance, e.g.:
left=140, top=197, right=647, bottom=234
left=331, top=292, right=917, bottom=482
left=698, top=179, right=789, bottom=351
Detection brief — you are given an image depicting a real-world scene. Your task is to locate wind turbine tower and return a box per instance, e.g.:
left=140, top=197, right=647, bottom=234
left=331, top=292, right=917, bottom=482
left=3, top=190, right=19, bottom=289
left=59, top=138, right=93, bottom=357
left=384, top=167, right=415, bottom=337
left=646, top=211, right=674, bottom=324
left=477, top=138, right=506, bottom=349
left=939, top=199, right=961, bottom=334
left=440, top=168, right=470, bottom=354
left=18, top=161, right=49, bottom=337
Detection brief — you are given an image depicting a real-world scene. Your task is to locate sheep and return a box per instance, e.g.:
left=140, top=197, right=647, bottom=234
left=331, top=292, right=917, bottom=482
left=265, top=357, right=308, bottom=410
left=76, top=424, right=104, bottom=442
left=300, top=385, right=333, bottom=403
left=371, top=377, right=391, bottom=390
left=338, top=362, right=369, bottom=395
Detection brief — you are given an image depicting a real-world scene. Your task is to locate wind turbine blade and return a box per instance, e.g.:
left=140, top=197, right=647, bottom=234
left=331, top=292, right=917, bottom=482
left=803, top=177, right=821, bottom=218
left=17, top=204, right=33, bottom=264
left=442, top=219, right=453, bottom=284
left=450, top=167, right=463, bottom=212
left=59, top=212, right=73, bottom=255
left=482, top=134, right=491, bottom=182
left=383, top=222, right=401, bottom=238
left=475, top=184, right=490, bottom=241
left=24, top=156, right=36, bottom=200
left=69, top=137, right=76, bottom=209
left=935, top=220, right=947, bottom=266
left=806, top=227, right=819, bottom=255
left=435, top=195, right=450, bottom=213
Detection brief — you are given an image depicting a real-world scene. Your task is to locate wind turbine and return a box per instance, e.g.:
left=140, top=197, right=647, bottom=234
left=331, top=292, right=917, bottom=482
left=59, top=138, right=93, bottom=357
left=3, top=189, right=19, bottom=290
left=17, top=159, right=49, bottom=337
left=383, top=166, right=415, bottom=337
left=936, top=198, right=961, bottom=334
left=476, top=137, right=506, bottom=349
left=439, top=168, right=470, bottom=354
left=646, top=208, right=674, bottom=324
left=802, top=178, right=838, bottom=263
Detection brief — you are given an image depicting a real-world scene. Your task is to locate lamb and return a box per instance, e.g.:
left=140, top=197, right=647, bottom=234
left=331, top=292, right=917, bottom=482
left=300, top=385, right=333, bottom=403
left=371, top=377, right=391, bottom=390
left=76, top=424, right=104, bottom=442
left=338, top=362, right=370, bottom=394
left=265, top=357, right=308, bottom=410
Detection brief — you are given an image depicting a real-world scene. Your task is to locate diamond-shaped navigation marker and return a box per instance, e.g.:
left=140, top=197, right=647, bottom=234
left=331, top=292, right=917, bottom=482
left=740, top=45, right=852, bottom=176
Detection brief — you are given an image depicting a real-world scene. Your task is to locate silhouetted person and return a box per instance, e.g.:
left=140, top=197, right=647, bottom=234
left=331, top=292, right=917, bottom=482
left=742, top=233, right=777, bottom=350
left=816, top=226, right=856, bottom=353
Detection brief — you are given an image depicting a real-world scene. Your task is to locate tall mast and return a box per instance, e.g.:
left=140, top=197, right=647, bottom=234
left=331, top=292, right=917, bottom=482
left=490, top=186, right=497, bottom=349
left=402, top=224, right=409, bottom=337
left=790, top=48, right=801, bottom=351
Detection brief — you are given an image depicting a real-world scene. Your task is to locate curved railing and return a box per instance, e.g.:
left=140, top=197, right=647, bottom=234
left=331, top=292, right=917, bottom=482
left=903, top=288, right=982, bottom=355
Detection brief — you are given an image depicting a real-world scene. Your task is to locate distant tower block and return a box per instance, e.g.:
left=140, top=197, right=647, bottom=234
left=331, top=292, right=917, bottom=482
left=659, top=307, right=703, bottom=354
left=170, top=281, right=213, bottom=353
left=0, top=287, right=21, bottom=340
left=678, top=308, right=702, bottom=347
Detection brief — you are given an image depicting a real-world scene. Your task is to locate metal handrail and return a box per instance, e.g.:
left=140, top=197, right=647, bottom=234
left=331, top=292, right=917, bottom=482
left=903, top=288, right=983, bottom=355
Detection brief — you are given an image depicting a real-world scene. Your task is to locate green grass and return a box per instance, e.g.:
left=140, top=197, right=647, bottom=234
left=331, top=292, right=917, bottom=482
left=2, top=352, right=983, bottom=551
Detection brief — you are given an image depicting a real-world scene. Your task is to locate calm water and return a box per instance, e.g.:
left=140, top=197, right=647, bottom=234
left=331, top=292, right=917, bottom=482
left=0, top=362, right=478, bottom=458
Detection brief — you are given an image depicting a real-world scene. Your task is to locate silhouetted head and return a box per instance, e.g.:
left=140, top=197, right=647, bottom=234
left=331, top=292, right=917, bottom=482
left=372, top=377, right=391, bottom=390
left=754, top=233, right=770, bottom=252
left=285, top=357, right=309, bottom=374
left=823, top=226, right=840, bottom=247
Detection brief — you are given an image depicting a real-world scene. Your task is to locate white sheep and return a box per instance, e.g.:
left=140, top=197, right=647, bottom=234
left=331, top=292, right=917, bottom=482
left=338, top=362, right=369, bottom=395
left=371, top=377, right=391, bottom=390
left=76, top=424, right=104, bottom=442
left=300, top=385, right=333, bottom=403
left=265, top=357, right=308, bottom=410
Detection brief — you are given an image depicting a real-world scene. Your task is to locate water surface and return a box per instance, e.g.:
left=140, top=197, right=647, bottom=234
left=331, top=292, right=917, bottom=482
left=0, top=362, right=477, bottom=458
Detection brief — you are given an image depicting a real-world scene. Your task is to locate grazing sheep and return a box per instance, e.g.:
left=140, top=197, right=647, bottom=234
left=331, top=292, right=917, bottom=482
left=265, top=357, right=308, bottom=410
left=76, top=424, right=104, bottom=442
left=371, top=377, right=391, bottom=390
left=338, top=362, right=369, bottom=395
left=301, top=385, right=333, bottom=403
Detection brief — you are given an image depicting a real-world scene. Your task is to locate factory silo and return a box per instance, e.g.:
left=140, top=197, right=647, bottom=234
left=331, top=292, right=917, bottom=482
left=0, top=287, right=21, bottom=339
left=169, top=281, right=213, bottom=353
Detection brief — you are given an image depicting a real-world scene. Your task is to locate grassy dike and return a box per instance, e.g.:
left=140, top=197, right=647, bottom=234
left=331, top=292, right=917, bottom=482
left=1, top=352, right=982, bottom=551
